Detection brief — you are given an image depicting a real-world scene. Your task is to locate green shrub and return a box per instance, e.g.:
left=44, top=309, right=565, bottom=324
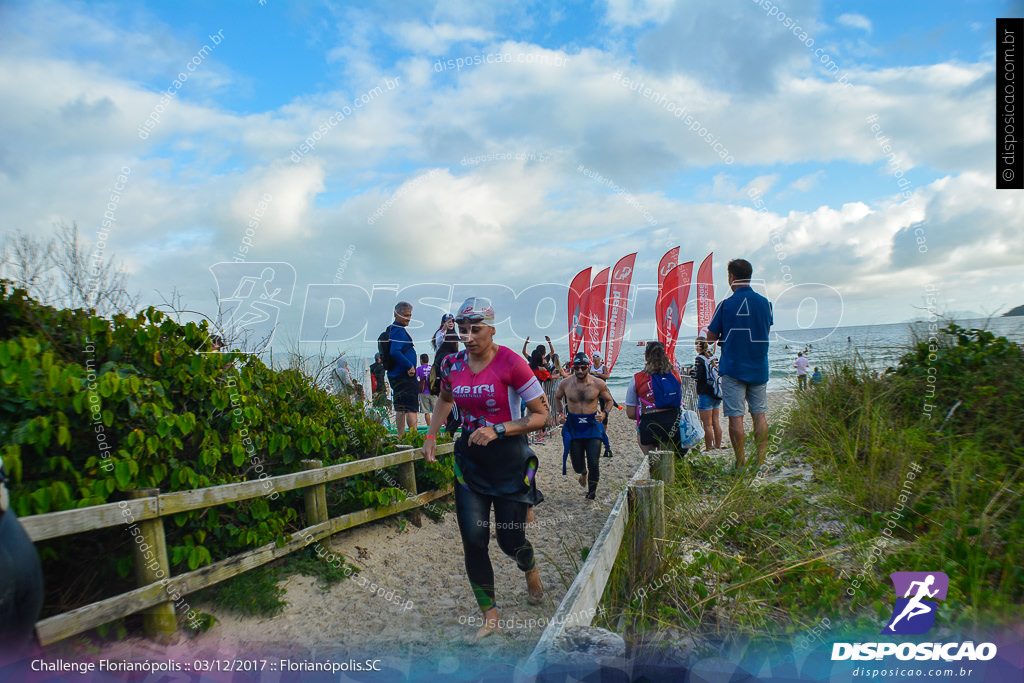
left=0, top=282, right=453, bottom=617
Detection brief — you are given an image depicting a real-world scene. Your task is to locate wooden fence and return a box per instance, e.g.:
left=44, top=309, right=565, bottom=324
left=525, top=448, right=674, bottom=673
left=19, top=441, right=455, bottom=646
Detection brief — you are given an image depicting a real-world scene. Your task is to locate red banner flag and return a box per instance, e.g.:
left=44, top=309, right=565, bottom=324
left=657, top=247, right=679, bottom=296
left=696, top=252, right=715, bottom=338
left=655, top=247, right=679, bottom=346
left=660, top=265, right=680, bottom=364
left=567, top=267, right=591, bottom=359
left=664, top=260, right=693, bottom=364
left=583, top=267, right=610, bottom=359
left=603, top=253, right=636, bottom=373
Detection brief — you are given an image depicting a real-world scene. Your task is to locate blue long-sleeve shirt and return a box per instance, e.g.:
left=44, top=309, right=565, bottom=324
left=388, top=324, right=416, bottom=378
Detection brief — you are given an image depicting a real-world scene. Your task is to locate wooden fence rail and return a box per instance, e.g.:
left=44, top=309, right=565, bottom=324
left=525, top=449, right=674, bottom=673
left=20, top=441, right=454, bottom=646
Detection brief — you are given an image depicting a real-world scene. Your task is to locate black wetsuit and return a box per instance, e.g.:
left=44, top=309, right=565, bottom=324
left=453, top=434, right=541, bottom=611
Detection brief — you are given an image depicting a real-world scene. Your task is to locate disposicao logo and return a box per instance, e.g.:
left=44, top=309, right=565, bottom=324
left=883, top=571, right=948, bottom=635
left=831, top=571, right=997, bottom=662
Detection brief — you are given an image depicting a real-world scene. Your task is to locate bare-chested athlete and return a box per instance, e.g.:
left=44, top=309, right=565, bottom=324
left=554, top=353, right=614, bottom=500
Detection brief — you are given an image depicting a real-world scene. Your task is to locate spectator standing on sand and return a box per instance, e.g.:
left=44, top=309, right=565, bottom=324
left=527, top=346, right=554, bottom=443
left=706, top=259, right=774, bottom=469
left=369, top=353, right=389, bottom=410
left=331, top=357, right=356, bottom=399
left=549, top=354, right=568, bottom=380
left=433, top=313, right=456, bottom=351
left=693, top=337, right=724, bottom=451
left=522, top=336, right=555, bottom=366
left=625, top=341, right=684, bottom=455
left=416, top=353, right=435, bottom=423
left=794, top=351, right=810, bottom=390
left=810, top=367, right=823, bottom=388
left=387, top=302, right=418, bottom=437
left=430, top=314, right=462, bottom=436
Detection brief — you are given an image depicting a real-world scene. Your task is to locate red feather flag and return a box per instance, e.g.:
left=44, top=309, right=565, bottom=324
left=668, top=261, right=694, bottom=363
left=660, top=264, right=680, bottom=363
left=655, top=247, right=679, bottom=346
left=583, top=267, right=610, bottom=359
left=567, top=267, right=591, bottom=359
left=603, top=253, right=636, bottom=373
left=695, top=252, right=716, bottom=338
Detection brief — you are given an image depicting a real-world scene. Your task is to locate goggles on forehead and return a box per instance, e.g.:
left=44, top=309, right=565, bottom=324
left=455, top=314, right=490, bottom=324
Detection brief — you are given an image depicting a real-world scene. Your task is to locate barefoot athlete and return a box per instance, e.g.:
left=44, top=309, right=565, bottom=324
left=422, top=297, right=547, bottom=638
left=555, top=353, right=613, bottom=500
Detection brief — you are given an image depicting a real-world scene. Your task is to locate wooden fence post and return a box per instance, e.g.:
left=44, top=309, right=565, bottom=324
left=128, top=488, right=176, bottom=639
left=627, top=479, right=665, bottom=583
left=301, top=460, right=328, bottom=526
left=650, top=449, right=674, bottom=485
left=398, top=456, right=422, bottom=528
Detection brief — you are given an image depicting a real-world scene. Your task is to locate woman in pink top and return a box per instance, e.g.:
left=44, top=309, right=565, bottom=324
left=423, top=297, right=549, bottom=638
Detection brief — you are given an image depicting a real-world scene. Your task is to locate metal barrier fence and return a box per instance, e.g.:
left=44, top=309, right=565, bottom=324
left=680, top=373, right=698, bottom=412
left=542, top=377, right=564, bottom=425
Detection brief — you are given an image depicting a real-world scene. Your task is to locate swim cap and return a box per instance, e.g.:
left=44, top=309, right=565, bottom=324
left=454, top=297, right=495, bottom=324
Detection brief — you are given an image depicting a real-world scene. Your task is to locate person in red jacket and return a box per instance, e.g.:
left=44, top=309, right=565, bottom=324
left=624, top=341, right=683, bottom=455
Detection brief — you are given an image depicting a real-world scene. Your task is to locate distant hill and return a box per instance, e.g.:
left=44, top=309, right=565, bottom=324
left=1003, top=304, right=1024, bottom=317
left=903, top=310, right=986, bottom=323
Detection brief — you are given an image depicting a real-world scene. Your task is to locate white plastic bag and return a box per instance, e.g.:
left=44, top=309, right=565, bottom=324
left=678, top=410, right=705, bottom=449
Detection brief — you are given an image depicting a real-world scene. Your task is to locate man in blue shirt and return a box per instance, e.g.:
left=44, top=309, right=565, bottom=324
left=388, top=301, right=418, bottom=436
left=706, top=259, right=773, bottom=469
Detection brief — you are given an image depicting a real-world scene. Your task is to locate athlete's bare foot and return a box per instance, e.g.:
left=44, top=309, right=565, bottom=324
left=578, top=471, right=588, bottom=488
left=475, top=607, right=500, bottom=639
left=525, top=567, right=544, bottom=604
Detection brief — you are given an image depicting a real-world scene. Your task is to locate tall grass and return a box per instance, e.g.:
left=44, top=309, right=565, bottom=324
left=789, top=323, right=1023, bottom=629
left=601, top=323, right=1023, bottom=661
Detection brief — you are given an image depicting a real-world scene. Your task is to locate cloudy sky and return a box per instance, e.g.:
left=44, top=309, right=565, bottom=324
left=2, top=0, right=1022, bottom=356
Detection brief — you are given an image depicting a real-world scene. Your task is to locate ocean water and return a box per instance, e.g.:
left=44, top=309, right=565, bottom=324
left=336, top=317, right=1024, bottom=403
left=599, top=316, right=1024, bottom=402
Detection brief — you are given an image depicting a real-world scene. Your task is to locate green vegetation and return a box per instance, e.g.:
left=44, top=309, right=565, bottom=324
left=0, top=283, right=453, bottom=623
left=194, top=546, right=361, bottom=618
left=599, top=323, right=1022, bottom=658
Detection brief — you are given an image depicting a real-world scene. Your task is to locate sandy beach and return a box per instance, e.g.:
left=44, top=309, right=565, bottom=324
left=92, top=392, right=792, bottom=672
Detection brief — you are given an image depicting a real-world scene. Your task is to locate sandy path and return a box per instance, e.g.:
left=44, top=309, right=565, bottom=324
left=93, top=394, right=792, bottom=676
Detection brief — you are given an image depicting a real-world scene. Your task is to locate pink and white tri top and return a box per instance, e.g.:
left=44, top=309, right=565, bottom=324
left=440, top=346, right=544, bottom=431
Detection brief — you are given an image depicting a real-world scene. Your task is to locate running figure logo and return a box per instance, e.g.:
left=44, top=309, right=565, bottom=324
left=209, top=262, right=296, bottom=352
left=882, top=571, right=949, bottom=635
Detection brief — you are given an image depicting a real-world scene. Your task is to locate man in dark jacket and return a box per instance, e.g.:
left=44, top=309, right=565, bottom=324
left=387, top=302, right=418, bottom=437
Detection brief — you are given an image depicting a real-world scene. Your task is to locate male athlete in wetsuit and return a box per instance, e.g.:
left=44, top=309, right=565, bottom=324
left=555, top=353, right=614, bottom=500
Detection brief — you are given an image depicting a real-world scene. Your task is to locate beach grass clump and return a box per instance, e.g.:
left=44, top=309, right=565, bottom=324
left=600, top=322, right=1022, bottom=659
left=598, top=458, right=848, bottom=653
left=788, top=322, right=1023, bottom=629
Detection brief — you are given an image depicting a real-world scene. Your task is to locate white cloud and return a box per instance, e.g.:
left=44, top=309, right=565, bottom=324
left=389, top=21, right=494, bottom=54
left=789, top=170, right=824, bottom=193
left=1, top=0, right=1019, bottom=336
left=837, top=13, right=872, bottom=33
left=603, top=0, right=677, bottom=28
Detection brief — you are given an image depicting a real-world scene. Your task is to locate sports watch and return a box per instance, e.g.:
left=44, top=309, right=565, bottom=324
left=494, top=423, right=507, bottom=439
